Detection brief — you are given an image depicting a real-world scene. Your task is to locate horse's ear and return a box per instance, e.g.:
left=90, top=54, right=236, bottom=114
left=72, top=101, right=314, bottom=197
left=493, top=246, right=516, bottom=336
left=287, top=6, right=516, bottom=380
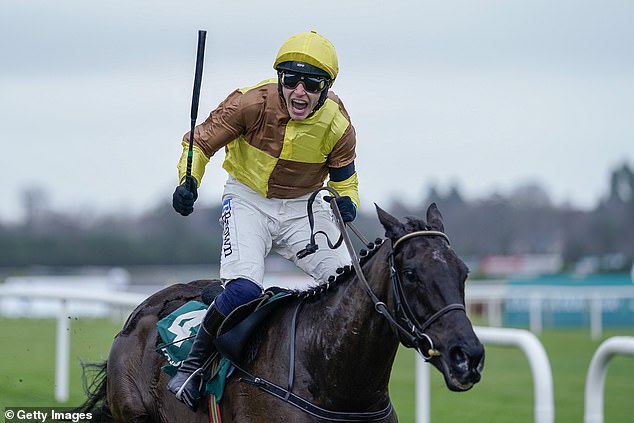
left=375, top=203, right=406, bottom=240
left=426, top=202, right=445, bottom=232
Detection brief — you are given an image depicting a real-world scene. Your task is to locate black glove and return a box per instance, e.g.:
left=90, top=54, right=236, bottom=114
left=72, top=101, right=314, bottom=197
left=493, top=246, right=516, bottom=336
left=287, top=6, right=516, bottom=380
left=324, top=195, right=357, bottom=222
left=172, top=175, right=198, bottom=216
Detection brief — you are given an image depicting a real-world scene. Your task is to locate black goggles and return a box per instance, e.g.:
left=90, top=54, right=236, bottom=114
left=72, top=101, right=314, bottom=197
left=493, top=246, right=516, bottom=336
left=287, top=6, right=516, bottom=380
left=279, top=72, right=329, bottom=93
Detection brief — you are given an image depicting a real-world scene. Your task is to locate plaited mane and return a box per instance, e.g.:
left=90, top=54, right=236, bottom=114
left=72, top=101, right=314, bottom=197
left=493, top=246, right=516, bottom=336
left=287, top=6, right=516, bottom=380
left=290, top=238, right=385, bottom=301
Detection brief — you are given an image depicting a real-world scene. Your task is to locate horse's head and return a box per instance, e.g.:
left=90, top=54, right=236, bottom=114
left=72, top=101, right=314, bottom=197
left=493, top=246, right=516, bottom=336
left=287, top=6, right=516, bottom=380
left=376, top=203, right=485, bottom=391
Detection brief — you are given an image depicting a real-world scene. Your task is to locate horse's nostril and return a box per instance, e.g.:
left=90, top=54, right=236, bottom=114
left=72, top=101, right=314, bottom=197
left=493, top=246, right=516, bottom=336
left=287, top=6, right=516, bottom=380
left=450, top=345, right=485, bottom=375
left=449, top=347, right=470, bottom=371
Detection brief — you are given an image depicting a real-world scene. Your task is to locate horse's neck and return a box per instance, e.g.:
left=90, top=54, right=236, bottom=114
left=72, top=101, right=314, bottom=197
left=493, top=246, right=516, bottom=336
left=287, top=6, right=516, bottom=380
left=303, top=245, right=399, bottom=402
left=332, top=246, right=396, bottom=347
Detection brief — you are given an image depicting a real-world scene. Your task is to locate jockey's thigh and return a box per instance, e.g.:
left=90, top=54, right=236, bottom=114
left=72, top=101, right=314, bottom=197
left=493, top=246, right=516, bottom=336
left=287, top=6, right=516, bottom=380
left=273, top=195, right=352, bottom=284
left=218, top=194, right=272, bottom=287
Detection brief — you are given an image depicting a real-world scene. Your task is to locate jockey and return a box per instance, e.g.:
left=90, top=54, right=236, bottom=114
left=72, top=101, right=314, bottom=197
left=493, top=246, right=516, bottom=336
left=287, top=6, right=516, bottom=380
left=167, top=30, right=360, bottom=411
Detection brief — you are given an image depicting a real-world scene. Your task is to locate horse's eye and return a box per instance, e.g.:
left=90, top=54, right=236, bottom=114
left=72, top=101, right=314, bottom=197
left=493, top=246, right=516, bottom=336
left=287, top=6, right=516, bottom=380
left=403, top=269, right=418, bottom=282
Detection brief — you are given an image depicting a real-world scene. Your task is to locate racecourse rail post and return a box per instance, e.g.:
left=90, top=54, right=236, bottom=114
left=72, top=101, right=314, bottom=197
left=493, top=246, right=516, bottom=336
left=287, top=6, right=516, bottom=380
left=584, top=336, right=634, bottom=423
left=55, top=299, right=71, bottom=402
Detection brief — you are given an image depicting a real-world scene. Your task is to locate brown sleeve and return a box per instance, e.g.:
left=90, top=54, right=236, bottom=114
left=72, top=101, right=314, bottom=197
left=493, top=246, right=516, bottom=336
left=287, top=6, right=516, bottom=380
left=182, top=89, right=246, bottom=158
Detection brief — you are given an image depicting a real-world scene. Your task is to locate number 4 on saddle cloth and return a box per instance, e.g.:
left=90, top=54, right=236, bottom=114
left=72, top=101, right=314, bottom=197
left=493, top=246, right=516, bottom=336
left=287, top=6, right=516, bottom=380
left=156, top=284, right=293, bottom=405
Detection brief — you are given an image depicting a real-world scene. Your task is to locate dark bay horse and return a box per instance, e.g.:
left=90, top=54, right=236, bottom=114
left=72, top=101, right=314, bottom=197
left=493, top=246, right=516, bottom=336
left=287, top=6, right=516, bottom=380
left=78, top=204, right=484, bottom=422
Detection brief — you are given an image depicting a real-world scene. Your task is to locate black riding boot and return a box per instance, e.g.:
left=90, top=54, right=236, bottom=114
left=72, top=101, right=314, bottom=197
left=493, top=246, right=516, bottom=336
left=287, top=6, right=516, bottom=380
left=167, top=303, right=225, bottom=411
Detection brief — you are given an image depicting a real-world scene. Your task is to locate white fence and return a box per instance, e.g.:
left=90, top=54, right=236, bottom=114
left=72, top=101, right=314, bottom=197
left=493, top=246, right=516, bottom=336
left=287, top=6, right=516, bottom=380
left=416, top=326, right=554, bottom=423
left=0, top=270, right=131, bottom=318
left=584, top=336, right=634, bottom=423
left=466, top=284, right=634, bottom=339
left=0, top=283, right=145, bottom=402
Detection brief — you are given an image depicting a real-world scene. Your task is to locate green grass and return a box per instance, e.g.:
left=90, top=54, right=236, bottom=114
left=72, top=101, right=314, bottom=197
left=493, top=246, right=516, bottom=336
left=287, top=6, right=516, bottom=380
left=389, top=328, right=634, bottom=422
left=0, top=318, right=121, bottom=408
left=1, top=318, right=633, bottom=422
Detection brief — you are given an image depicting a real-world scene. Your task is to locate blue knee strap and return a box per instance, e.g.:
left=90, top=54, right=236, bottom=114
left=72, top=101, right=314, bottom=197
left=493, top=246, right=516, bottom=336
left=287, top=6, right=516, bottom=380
left=215, top=278, right=262, bottom=316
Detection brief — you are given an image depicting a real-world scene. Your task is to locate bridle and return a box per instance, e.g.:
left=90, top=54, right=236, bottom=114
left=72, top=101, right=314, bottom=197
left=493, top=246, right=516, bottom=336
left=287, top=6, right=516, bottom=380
left=300, top=187, right=466, bottom=360
left=386, top=232, right=465, bottom=358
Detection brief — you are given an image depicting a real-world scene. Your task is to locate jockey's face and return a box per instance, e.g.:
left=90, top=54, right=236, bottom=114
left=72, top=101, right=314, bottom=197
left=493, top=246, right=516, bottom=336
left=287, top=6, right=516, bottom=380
left=281, top=82, right=323, bottom=120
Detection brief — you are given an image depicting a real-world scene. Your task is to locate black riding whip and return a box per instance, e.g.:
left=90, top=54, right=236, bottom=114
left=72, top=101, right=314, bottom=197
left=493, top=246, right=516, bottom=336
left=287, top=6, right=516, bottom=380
left=185, top=30, right=207, bottom=192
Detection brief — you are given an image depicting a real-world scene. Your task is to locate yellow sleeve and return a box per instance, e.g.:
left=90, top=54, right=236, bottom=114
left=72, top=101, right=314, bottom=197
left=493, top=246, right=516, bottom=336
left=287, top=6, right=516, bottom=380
left=327, top=172, right=360, bottom=208
left=177, top=142, right=210, bottom=186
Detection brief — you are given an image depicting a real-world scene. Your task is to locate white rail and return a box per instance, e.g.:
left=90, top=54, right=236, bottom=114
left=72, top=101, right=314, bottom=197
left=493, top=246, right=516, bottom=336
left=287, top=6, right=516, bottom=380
left=0, top=285, right=145, bottom=402
left=466, top=284, right=634, bottom=339
left=584, top=336, right=634, bottom=423
left=417, top=326, right=554, bottom=423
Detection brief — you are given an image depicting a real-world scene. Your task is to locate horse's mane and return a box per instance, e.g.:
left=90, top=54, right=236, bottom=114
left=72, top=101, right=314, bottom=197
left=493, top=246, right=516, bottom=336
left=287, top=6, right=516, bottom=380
left=287, top=216, right=431, bottom=300
left=288, top=215, right=428, bottom=301
left=284, top=237, right=386, bottom=302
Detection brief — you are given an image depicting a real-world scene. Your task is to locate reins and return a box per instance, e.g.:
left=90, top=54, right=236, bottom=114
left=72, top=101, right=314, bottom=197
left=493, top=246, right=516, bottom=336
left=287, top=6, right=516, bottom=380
left=300, top=187, right=465, bottom=359
left=297, top=187, right=371, bottom=259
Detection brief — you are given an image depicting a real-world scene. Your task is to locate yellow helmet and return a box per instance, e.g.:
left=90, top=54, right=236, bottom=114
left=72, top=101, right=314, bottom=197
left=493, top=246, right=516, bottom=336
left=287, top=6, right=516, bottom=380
left=273, top=31, right=339, bottom=80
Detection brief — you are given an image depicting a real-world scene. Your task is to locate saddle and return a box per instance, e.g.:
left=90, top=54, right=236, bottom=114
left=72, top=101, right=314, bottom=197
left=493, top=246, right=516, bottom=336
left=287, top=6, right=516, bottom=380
left=156, top=282, right=293, bottom=374
left=214, top=288, right=293, bottom=363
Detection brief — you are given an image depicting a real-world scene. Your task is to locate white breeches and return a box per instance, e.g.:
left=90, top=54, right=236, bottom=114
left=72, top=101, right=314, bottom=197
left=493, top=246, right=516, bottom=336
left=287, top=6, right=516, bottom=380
left=218, top=177, right=351, bottom=290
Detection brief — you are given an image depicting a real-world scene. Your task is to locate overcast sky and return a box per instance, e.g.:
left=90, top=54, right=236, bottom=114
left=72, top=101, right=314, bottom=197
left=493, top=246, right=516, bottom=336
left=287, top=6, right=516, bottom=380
left=1, top=0, right=632, bottom=223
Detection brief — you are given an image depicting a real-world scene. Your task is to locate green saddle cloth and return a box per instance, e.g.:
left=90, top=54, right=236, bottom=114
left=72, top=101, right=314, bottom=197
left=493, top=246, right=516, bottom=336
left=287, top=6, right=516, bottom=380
left=156, top=300, right=232, bottom=401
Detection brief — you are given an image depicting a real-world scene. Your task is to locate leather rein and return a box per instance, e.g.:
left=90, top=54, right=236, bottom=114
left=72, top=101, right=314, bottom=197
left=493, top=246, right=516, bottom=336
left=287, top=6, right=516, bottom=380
left=302, top=187, right=466, bottom=359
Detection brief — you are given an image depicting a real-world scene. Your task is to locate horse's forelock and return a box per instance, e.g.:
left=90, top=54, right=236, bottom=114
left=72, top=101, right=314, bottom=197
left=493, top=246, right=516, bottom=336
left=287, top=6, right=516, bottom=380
left=404, top=216, right=427, bottom=232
